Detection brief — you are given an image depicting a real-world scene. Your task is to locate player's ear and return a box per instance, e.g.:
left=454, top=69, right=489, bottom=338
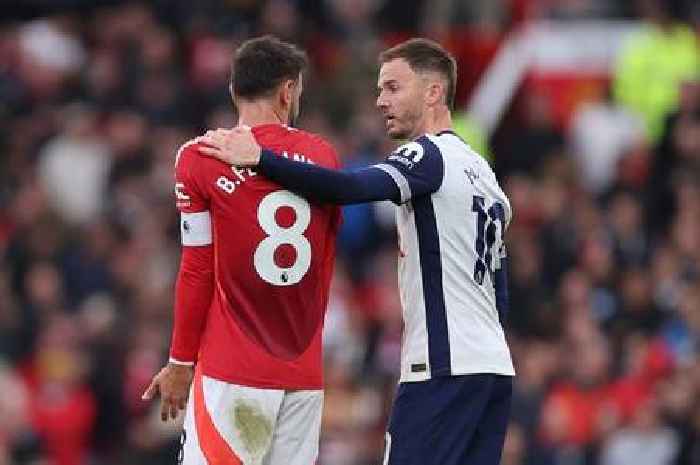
left=279, top=79, right=295, bottom=107
left=426, top=80, right=443, bottom=106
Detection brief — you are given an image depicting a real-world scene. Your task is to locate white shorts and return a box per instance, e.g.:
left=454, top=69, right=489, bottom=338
left=180, top=368, right=323, bottom=465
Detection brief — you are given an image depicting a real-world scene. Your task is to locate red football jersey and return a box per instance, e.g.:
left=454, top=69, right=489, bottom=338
left=173, top=124, right=341, bottom=389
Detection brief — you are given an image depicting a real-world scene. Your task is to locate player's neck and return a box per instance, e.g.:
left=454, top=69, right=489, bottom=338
left=237, top=102, right=288, bottom=128
left=413, top=106, right=453, bottom=139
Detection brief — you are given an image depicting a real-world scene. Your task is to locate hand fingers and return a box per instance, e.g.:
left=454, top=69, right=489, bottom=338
left=199, top=136, right=222, bottom=148
left=160, top=396, right=187, bottom=421
left=202, top=132, right=225, bottom=146
left=202, top=128, right=248, bottom=146
left=205, top=126, right=246, bottom=136
left=170, top=401, right=179, bottom=420
left=211, top=128, right=231, bottom=140
left=202, top=131, right=219, bottom=144
left=205, top=129, right=226, bottom=138
left=161, top=397, right=170, bottom=422
left=211, top=132, right=227, bottom=143
left=197, top=136, right=212, bottom=147
left=142, top=379, right=159, bottom=400
left=198, top=146, right=222, bottom=157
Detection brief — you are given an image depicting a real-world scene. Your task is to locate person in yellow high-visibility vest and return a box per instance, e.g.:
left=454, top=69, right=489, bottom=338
left=613, top=0, right=699, bottom=142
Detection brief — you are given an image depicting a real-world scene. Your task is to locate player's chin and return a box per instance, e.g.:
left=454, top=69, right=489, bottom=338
left=386, top=126, right=409, bottom=140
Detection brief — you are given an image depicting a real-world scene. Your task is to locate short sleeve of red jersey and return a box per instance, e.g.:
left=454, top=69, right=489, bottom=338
left=175, top=141, right=214, bottom=247
left=308, top=134, right=341, bottom=170
left=175, top=140, right=210, bottom=213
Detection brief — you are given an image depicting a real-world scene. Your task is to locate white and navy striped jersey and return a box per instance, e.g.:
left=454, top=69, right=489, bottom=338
left=375, top=131, right=515, bottom=382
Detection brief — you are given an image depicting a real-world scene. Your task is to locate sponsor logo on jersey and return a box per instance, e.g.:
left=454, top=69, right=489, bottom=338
left=465, top=167, right=479, bottom=185
left=175, top=182, right=192, bottom=207
left=411, top=363, right=427, bottom=373
left=388, top=142, right=425, bottom=169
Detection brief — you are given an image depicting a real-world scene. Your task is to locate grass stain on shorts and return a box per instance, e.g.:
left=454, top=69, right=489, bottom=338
left=231, top=399, right=274, bottom=463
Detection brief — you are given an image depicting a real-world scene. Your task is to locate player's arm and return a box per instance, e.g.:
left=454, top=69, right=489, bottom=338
left=145, top=218, right=214, bottom=421
left=494, top=196, right=512, bottom=324
left=170, top=146, right=216, bottom=366
left=257, top=152, right=400, bottom=204
left=143, top=145, right=214, bottom=421
left=170, top=231, right=214, bottom=365
left=199, top=128, right=443, bottom=205
left=256, top=135, right=443, bottom=205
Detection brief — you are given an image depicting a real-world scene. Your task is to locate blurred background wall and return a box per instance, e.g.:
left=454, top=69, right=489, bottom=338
left=0, top=1, right=698, bottom=464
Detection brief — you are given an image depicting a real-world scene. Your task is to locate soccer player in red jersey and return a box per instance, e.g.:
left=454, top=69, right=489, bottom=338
left=142, top=36, right=341, bottom=465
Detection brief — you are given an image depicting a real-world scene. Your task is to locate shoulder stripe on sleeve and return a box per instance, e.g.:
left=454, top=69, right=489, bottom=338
left=375, top=163, right=411, bottom=203
left=175, top=139, right=200, bottom=167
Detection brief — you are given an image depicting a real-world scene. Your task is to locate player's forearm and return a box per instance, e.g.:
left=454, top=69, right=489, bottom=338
left=258, top=149, right=400, bottom=205
left=169, top=245, right=215, bottom=364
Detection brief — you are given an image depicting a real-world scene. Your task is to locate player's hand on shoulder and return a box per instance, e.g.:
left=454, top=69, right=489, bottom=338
left=142, top=362, right=194, bottom=422
left=199, top=126, right=261, bottom=167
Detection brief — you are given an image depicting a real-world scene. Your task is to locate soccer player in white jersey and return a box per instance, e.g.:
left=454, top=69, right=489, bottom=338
left=200, top=38, right=515, bottom=465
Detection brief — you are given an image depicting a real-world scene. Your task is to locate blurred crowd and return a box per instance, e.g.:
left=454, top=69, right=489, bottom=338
left=0, top=1, right=698, bottom=465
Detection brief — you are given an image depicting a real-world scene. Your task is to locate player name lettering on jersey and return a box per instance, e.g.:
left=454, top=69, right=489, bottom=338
left=231, top=166, right=258, bottom=181
left=213, top=167, right=259, bottom=194
left=218, top=153, right=316, bottom=195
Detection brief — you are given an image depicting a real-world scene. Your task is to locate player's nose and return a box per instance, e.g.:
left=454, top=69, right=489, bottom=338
left=376, top=94, right=388, bottom=111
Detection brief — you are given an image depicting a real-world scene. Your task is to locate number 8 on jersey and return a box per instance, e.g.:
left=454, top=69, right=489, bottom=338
left=254, top=190, right=312, bottom=286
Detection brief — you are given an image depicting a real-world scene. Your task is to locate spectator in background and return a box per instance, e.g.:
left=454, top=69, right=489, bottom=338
left=569, top=87, right=646, bottom=195
left=0, top=360, right=38, bottom=465
left=601, top=398, right=679, bottom=465
left=661, top=283, right=700, bottom=365
left=24, top=315, right=97, bottom=465
left=605, top=190, right=648, bottom=267
left=650, top=79, right=700, bottom=236
left=613, top=0, right=700, bottom=142
left=543, top=0, right=630, bottom=19
left=509, top=340, right=560, bottom=465
left=658, top=367, right=700, bottom=464
left=16, top=17, right=85, bottom=101
left=540, top=324, right=617, bottom=460
left=496, top=90, right=565, bottom=178
left=607, top=267, right=665, bottom=337
left=500, top=423, right=527, bottom=465
left=37, top=104, right=112, bottom=226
